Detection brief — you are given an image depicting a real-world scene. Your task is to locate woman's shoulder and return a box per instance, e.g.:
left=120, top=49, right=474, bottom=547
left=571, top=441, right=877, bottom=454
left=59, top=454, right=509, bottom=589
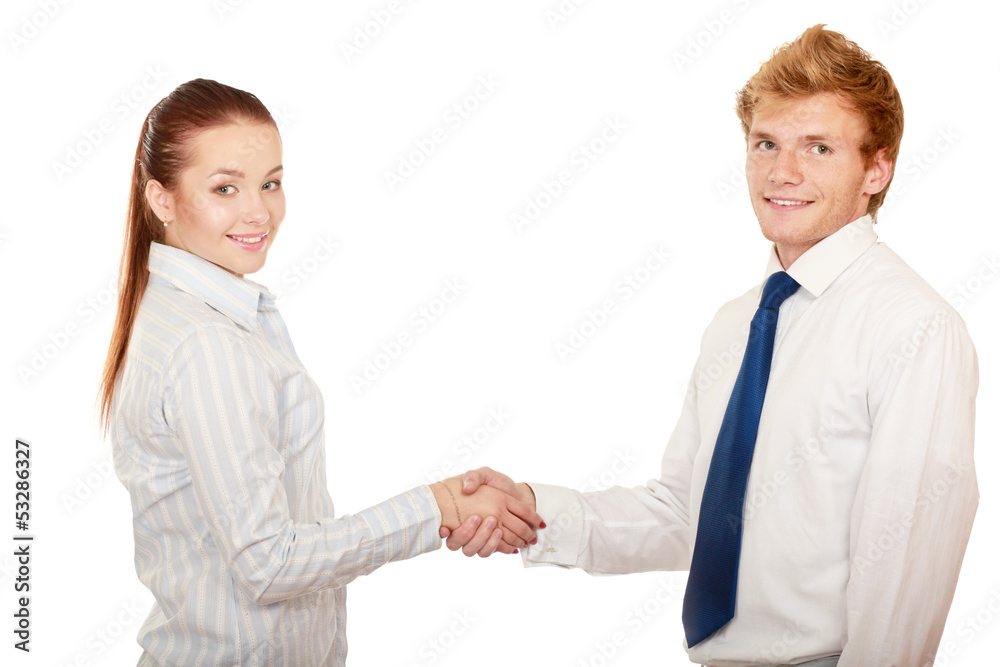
left=129, top=274, right=249, bottom=372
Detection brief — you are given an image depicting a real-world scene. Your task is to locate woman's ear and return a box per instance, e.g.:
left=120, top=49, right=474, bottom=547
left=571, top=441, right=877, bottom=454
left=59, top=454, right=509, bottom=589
left=144, top=179, right=174, bottom=224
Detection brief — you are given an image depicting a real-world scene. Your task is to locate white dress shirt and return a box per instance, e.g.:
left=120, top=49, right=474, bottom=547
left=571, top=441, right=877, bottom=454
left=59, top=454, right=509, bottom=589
left=523, top=215, right=979, bottom=666
left=112, top=242, right=442, bottom=666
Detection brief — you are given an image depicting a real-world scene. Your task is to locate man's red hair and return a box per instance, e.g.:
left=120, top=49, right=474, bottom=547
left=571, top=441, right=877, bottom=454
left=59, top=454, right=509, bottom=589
left=736, top=24, right=904, bottom=218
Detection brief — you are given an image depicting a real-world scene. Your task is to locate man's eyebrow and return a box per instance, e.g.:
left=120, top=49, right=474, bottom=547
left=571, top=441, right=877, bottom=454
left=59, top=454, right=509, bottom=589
left=207, top=164, right=283, bottom=179
left=803, top=134, right=839, bottom=144
left=747, top=131, right=842, bottom=144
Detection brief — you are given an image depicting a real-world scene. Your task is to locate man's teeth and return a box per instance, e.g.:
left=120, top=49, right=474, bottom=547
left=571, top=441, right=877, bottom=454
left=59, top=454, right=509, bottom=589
left=230, top=235, right=264, bottom=243
left=770, top=199, right=809, bottom=206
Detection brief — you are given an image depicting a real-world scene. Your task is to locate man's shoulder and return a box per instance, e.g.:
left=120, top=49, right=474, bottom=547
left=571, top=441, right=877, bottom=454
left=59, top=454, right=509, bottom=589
left=696, top=284, right=762, bottom=353
left=842, top=242, right=958, bottom=321
left=846, top=244, right=977, bottom=366
left=702, top=242, right=969, bottom=344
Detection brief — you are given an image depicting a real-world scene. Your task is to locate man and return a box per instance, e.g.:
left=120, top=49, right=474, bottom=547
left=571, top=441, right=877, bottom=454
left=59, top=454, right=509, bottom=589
left=443, top=24, right=978, bottom=666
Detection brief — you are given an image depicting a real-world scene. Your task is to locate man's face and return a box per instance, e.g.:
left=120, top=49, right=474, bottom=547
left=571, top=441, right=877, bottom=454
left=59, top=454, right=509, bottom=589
left=745, top=92, right=890, bottom=268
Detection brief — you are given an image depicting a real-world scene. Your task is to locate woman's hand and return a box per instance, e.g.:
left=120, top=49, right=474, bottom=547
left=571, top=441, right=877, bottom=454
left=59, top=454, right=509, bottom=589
left=431, top=470, right=543, bottom=557
left=434, top=468, right=544, bottom=557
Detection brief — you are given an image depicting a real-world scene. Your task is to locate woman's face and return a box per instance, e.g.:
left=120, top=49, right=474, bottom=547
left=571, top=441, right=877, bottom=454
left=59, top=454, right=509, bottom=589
left=153, top=121, right=285, bottom=278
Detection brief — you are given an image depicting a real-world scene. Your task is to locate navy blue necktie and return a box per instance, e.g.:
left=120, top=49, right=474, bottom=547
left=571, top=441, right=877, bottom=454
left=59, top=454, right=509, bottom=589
left=681, top=271, right=800, bottom=647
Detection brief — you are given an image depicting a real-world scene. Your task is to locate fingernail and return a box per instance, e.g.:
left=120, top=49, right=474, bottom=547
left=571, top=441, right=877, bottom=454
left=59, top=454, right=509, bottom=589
left=471, top=515, right=481, bottom=526
left=530, top=538, right=537, bottom=545
left=463, top=479, right=474, bottom=490
left=539, top=521, right=547, bottom=529
left=485, top=516, right=496, bottom=529
left=513, top=549, right=519, bottom=554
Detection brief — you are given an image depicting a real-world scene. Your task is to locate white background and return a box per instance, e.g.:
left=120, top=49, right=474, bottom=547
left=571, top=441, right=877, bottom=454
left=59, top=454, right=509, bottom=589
left=3, top=1, right=998, bottom=665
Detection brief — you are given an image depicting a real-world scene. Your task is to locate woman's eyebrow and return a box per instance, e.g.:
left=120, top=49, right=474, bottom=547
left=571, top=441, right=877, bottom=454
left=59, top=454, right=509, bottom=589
left=207, top=164, right=283, bottom=178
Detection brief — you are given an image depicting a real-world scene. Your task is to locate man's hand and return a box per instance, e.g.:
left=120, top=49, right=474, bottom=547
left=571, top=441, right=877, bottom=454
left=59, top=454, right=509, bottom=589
left=437, top=467, right=543, bottom=557
left=431, top=471, right=542, bottom=557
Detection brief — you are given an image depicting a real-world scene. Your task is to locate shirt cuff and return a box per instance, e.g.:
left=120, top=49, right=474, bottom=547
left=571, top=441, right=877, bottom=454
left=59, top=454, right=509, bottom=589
left=356, top=486, right=442, bottom=568
left=520, top=483, right=584, bottom=568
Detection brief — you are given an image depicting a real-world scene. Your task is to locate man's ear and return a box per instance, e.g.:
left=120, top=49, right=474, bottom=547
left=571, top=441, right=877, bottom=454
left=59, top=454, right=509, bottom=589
left=144, top=179, right=174, bottom=224
left=865, top=147, right=893, bottom=197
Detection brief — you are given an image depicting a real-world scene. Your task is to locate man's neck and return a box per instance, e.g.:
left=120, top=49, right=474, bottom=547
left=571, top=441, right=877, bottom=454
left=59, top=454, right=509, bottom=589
left=775, top=241, right=817, bottom=270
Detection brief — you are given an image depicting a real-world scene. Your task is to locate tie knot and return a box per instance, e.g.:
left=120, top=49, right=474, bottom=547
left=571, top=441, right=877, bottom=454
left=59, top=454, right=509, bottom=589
left=759, top=271, right=800, bottom=310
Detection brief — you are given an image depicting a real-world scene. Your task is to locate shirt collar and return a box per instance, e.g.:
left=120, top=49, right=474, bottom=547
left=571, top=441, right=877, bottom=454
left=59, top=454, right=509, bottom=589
left=148, top=242, right=276, bottom=330
left=763, top=214, right=878, bottom=298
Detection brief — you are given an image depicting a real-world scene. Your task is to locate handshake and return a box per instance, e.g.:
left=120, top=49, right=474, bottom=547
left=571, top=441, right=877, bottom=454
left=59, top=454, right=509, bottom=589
left=430, top=467, right=545, bottom=558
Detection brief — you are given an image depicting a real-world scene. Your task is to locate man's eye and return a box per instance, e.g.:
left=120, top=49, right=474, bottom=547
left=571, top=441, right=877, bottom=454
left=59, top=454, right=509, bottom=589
left=812, top=145, right=830, bottom=155
left=759, top=140, right=776, bottom=150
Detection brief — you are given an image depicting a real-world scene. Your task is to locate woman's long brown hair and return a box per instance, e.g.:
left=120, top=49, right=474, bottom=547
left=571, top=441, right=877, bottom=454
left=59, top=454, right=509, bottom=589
left=98, top=78, right=276, bottom=435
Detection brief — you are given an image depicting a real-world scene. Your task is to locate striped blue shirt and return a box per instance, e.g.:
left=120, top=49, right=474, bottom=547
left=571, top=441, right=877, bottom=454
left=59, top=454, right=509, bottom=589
left=111, top=241, right=442, bottom=666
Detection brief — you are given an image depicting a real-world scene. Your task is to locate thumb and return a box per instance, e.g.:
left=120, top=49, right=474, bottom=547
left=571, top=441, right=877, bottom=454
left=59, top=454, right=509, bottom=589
left=461, top=468, right=486, bottom=494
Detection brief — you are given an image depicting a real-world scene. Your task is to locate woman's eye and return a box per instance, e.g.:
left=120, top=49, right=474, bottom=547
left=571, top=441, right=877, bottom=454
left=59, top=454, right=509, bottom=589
left=217, top=185, right=236, bottom=195
left=262, top=180, right=281, bottom=191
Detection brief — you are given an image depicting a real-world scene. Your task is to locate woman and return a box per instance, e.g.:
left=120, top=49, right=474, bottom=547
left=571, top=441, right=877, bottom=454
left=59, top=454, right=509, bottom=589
left=98, top=78, right=542, bottom=666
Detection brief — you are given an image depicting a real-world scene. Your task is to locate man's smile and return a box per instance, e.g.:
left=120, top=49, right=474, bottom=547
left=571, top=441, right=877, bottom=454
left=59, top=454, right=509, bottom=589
left=765, top=197, right=813, bottom=209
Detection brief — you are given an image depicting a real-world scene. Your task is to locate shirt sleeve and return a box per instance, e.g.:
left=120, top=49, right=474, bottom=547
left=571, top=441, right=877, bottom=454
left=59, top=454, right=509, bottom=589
left=521, top=367, right=700, bottom=574
left=840, top=309, right=978, bottom=665
left=160, top=325, right=442, bottom=605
